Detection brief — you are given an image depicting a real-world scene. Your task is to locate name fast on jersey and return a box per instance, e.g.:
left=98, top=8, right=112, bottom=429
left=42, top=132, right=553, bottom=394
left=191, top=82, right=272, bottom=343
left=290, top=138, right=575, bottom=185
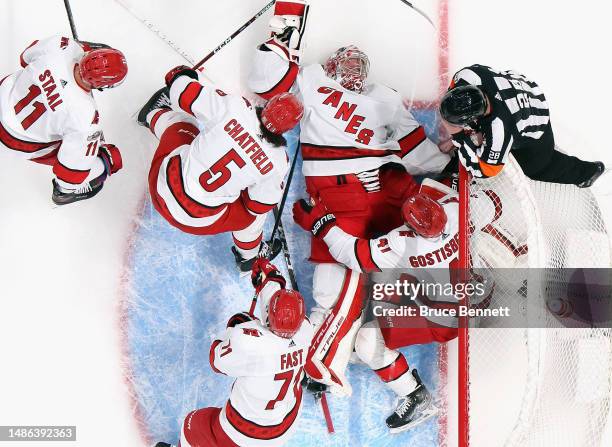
left=224, top=118, right=274, bottom=175
left=280, top=349, right=304, bottom=370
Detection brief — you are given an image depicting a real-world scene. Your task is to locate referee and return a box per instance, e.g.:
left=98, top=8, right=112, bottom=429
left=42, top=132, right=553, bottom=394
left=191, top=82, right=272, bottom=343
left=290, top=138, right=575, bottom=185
left=439, top=64, right=605, bottom=187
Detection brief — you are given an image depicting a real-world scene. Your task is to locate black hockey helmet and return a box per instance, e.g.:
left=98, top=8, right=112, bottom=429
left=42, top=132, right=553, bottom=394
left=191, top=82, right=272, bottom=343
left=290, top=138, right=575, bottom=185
left=440, top=85, right=487, bottom=126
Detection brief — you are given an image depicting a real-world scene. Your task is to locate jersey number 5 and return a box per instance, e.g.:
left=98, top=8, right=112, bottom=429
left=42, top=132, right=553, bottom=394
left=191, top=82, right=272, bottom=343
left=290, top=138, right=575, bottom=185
left=199, top=149, right=246, bottom=192
left=266, top=366, right=303, bottom=411
left=14, top=85, right=46, bottom=131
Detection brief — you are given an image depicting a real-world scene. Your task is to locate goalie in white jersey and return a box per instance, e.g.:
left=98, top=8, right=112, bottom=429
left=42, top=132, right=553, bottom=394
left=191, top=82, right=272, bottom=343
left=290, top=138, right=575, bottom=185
left=0, top=35, right=127, bottom=205
left=294, top=179, right=471, bottom=432
left=138, top=66, right=303, bottom=268
left=248, top=0, right=451, bottom=393
left=154, top=259, right=313, bottom=447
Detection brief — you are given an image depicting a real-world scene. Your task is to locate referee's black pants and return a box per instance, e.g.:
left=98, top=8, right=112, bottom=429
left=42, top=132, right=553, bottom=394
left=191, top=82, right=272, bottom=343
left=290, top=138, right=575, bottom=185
left=511, top=123, right=600, bottom=185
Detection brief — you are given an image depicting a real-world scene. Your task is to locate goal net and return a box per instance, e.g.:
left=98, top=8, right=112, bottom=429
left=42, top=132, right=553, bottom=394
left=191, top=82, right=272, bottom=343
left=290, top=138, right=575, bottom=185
left=458, top=155, right=612, bottom=446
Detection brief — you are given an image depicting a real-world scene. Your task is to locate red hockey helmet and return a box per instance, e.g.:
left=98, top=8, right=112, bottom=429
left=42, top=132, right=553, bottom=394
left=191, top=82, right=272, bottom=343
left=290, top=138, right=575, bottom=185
left=324, top=45, right=370, bottom=92
left=79, top=48, right=128, bottom=89
left=402, top=194, right=448, bottom=238
left=268, top=289, right=306, bottom=339
left=261, top=92, right=304, bottom=135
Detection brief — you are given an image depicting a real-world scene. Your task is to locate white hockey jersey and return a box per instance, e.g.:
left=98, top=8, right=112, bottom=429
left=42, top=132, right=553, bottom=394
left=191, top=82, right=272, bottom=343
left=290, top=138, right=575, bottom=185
left=209, top=282, right=314, bottom=447
left=323, top=180, right=460, bottom=273
left=0, top=35, right=104, bottom=186
left=248, top=46, right=449, bottom=176
left=157, top=76, right=289, bottom=228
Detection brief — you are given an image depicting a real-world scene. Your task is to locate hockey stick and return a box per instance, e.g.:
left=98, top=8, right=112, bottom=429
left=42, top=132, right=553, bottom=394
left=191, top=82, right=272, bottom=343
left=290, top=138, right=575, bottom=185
left=248, top=141, right=301, bottom=315
left=397, top=0, right=436, bottom=29
left=193, top=0, right=276, bottom=70
left=248, top=141, right=336, bottom=434
left=63, top=0, right=79, bottom=40
left=113, top=0, right=196, bottom=65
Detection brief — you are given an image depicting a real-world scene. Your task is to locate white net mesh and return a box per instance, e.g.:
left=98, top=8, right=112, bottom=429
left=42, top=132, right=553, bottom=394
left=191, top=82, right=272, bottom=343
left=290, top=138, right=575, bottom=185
left=465, top=155, right=612, bottom=447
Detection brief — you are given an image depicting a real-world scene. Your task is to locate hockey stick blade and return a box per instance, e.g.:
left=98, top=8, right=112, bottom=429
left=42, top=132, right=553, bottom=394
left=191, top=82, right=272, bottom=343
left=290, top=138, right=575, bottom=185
left=397, top=0, right=436, bottom=29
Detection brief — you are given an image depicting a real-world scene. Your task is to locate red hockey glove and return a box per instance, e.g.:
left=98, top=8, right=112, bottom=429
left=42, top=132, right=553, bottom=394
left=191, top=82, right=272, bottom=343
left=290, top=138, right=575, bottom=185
left=227, top=312, right=256, bottom=328
left=251, top=258, right=286, bottom=294
left=98, top=144, right=123, bottom=176
left=292, top=199, right=336, bottom=238
left=164, top=65, right=198, bottom=87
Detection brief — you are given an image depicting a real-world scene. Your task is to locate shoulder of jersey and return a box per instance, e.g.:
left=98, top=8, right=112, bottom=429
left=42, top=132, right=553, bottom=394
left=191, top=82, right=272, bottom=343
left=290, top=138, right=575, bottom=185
left=364, top=83, right=404, bottom=106
left=230, top=320, right=278, bottom=347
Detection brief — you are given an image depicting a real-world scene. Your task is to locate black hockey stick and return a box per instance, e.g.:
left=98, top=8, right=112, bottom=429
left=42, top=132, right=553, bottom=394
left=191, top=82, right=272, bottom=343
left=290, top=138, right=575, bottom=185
left=193, top=0, right=276, bottom=70
left=63, top=0, right=79, bottom=40
left=249, top=142, right=301, bottom=315
left=398, top=0, right=436, bottom=28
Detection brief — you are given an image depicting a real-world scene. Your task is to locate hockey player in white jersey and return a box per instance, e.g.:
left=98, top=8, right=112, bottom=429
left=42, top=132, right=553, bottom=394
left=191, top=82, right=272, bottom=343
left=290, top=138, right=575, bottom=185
left=0, top=35, right=127, bottom=205
left=248, top=0, right=451, bottom=393
left=138, top=66, right=303, bottom=270
left=154, top=259, right=313, bottom=447
left=293, top=179, right=468, bottom=432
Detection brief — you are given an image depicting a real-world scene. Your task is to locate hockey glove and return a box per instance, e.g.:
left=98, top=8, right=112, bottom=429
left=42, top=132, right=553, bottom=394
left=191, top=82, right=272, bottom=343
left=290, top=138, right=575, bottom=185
left=292, top=199, right=336, bottom=238
left=165, top=65, right=198, bottom=88
left=227, top=312, right=256, bottom=328
left=251, top=258, right=286, bottom=294
left=98, top=144, right=123, bottom=176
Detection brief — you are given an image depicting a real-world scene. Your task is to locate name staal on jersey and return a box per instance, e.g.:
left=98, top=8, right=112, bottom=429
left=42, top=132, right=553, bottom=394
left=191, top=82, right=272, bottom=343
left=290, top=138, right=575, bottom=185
left=0, top=35, right=105, bottom=186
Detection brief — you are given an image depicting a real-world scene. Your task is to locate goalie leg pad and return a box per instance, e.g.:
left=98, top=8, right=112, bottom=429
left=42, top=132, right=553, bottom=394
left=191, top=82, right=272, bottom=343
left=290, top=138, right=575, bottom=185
left=306, top=265, right=366, bottom=396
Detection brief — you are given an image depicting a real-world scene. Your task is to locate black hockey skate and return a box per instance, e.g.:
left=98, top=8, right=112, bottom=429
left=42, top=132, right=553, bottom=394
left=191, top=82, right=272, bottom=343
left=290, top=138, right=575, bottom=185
left=51, top=174, right=106, bottom=206
left=231, top=238, right=282, bottom=273
left=577, top=161, right=606, bottom=188
left=137, top=87, right=171, bottom=128
left=386, top=369, right=438, bottom=434
left=153, top=443, right=173, bottom=447
left=302, top=376, right=329, bottom=398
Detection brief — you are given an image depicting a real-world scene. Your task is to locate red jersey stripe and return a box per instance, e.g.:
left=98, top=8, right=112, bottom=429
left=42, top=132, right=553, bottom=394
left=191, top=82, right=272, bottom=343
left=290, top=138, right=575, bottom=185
left=301, top=143, right=397, bottom=161
left=53, top=161, right=89, bottom=185
left=209, top=340, right=224, bottom=374
left=258, top=61, right=299, bottom=101
left=178, top=82, right=203, bottom=116
left=0, top=122, right=60, bottom=154
left=354, top=239, right=381, bottom=272
left=398, top=127, right=427, bottom=158
left=19, top=40, right=39, bottom=68
left=232, top=233, right=263, bottom=251
left=241, top=190, right=275, bottom=215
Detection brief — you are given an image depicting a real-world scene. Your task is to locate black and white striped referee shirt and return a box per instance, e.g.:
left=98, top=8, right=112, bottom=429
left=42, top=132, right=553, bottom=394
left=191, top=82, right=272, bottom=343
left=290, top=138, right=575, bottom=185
left=450, top=64, right=550, bottom=178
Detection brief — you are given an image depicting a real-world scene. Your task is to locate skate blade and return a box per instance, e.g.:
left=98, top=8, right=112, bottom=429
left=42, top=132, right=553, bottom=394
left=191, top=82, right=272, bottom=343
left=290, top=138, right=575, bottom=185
left=388, top=404, right=439, bottom=434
